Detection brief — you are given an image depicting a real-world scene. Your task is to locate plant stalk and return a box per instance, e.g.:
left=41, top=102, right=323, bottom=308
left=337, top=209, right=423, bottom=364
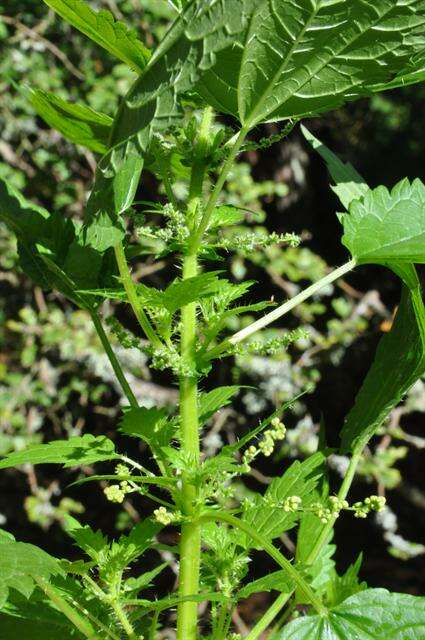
left=34, top=576, right=101, bottom=640
left=114, top=241, right=162, bottom=348
left=90, top=309, right=139, bottom=407
left=229, top=259, right=356, bottom=345
left=190, top=124, right=248, bottom=252
left=176, top=110, right=212, bottom=640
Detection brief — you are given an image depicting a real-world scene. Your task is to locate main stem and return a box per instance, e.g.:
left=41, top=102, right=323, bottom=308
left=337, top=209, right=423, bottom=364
left=176, top=111, right=211, bottom=639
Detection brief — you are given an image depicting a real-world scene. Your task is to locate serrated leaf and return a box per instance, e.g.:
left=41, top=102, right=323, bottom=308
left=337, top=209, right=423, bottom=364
left=43, top=0, right=150, bottom=72
left=0, top=589, right=77, bottom=637
left=242, top=452, right=325, bottom=547
left=340, top=285, right=425, bottom=453
left=0, top=177, right=109, bottom=304
left=123, top=562, right=169, bottom=594
left=303, top=127, right=420, bottom=291
left=341, top=178, right=425, bottom=265
left=325, top=554, right=367, bottom=608
left=0, top=434, right=118, bottom=470
left=208, top=205, right=245, bottom=230
left=198, top=1, right=425, bottom=127
left=29, top=88, right=112, bottom=153
left=238, top=570, right=292, bottom=600
left=279, top=588, right=425, bottom=640
left=119, top=406, right=174, bottom=449
left=64, top=515, right=108, bottom=561
left=162, top=273, right=222, bottom=313
left=198, top=385, right=241, bottom=425
left=0, top=541, right=63, bottom=608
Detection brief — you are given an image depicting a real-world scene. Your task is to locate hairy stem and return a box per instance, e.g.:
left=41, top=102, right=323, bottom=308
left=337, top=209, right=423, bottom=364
left=201, top=511, right=327, bottom=616
left=190, top=124, right=248, bottom=252
left=34, top=577, right=101, bottom=640
left=114, top=241, right=161, bottom=348
left=229, top=259, right=356, bottom=345
left=110, top=599, right=138, bottom=640
left=90, top=309, right=138, bottom=407
left=176, top=110, right=212, bottom=640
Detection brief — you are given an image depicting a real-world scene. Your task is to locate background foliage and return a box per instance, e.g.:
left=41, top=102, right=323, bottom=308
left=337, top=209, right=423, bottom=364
left=1, top=0, right=424, bottom=628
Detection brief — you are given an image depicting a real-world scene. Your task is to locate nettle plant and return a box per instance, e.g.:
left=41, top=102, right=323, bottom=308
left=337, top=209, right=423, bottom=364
left=1, top=1, right=425, bottom=639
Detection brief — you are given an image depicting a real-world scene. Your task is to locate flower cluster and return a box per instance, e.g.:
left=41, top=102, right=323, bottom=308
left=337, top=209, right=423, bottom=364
left=242, top=416, right=286, bottom=469
left=232, top=328, right=309, bottom=357
left=106, top=316, right=141, bottom=350
left=220, top=231, right=300, bottom=253
left=283, top=495, right=302, bottom=513
left=353, top=495, right=386, bottom=519
left=153, top=506, right=182, bottom=526
left=103, top=465, right=135, bottom=504
left=310, top=494, right=386, bottom=523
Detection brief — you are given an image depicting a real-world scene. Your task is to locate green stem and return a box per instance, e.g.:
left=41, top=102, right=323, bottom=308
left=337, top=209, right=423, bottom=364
left=243, top=448, right=363, bottom=640
left=229, top=259, right=356, bottom=345
left=201, top=511, right=327, bottom=616
left=34, top=577, right=101, bottom=640
left=90, top=309, right=138, bottom=407
left=110, top=599, right=138, bottom=639
left=190, top=124, right=248, bottom=252
left=176, top=110, right=212, bottom=640
left=245, top=592, right=292, bottom=640
left=114, top=242, right=161, bottom=348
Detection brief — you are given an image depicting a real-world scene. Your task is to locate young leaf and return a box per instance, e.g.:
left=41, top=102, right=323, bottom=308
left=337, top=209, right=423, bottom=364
left=0, top=434, right=118, bottom=469
left=279, top=589, right=425, bottom=640
left=341, top=178, right=425, bottom=265
left=123, top=562, right=169, bottom=594
left=325, top=554, right=367, bottom=608
left=29, top=88, right=112, bottom=154
left=162, top=273, right=222, bottom=314
left=0, top=539, right=63, bottom=607
left=43, top=0, right=150, bottom=72
left=63, top=515, right=108, bottom=561
left=119, top=407, right=174, bottom=449
left=198, top=385, right=241, bottom=425
left=341, top=285, right=425, bottom=453
left=242, top=453, right=325, bottom=547
left=237, top=570, right=292, bottom=600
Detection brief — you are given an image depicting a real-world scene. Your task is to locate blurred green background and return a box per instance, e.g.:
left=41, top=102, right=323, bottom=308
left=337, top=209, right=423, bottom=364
left=0, top=0, right=424, bottom=623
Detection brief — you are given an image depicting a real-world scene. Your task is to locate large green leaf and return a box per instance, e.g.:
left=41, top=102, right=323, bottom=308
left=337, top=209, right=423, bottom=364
left=242, top=453, right=324, bottom=547
left=84, top=0, right=425, bottom=249
left=83, top=0, right=254, bottom=249
left=279, top=588, right=425, bottom=639
left=340, top=285, right=425, bottom=453
left=198, top=0, right=425, bottom=127
left=340, top=178, right=425, bottom=265
left=0, top=538, right=63, bottom=608
left=0, top=435, right=118, bottom=469
left=0, top=177, right=110, bottom=304
left=29, top=89, right=112, bottom=154
left=43, top=0, right=150, bottom=72
left=302, top=126, right=419, bottom=290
